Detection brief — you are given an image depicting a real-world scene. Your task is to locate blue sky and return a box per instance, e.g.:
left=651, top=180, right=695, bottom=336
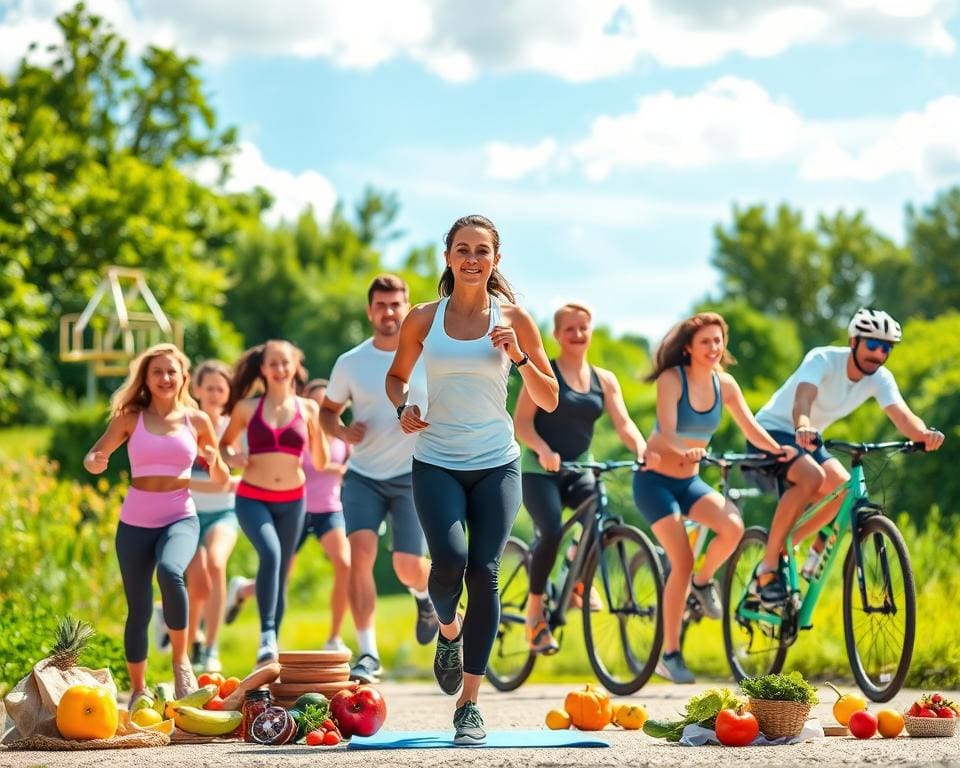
left=3, top=1, right=959, bottom=340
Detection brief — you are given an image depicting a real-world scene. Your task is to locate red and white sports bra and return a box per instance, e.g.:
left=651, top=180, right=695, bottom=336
left=128, top=411, right=197, bottom=479
left=246, top=397, right=308, bottom=457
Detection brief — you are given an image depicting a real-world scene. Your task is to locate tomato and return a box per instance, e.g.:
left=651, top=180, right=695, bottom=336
left=322, top=730, right=341, bottom=746
left=714, top=708, right=759, bottom=747
left=305, top=729, right=325, bottom=746
left=219, top=677, right=241, bottom=698
left=938, top=707, right=955, bottom=719
left=849, top=710, right=878, bottom=739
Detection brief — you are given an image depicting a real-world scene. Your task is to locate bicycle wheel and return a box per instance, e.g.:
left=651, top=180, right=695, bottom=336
left=842, top=514, right=915, bottom=702
left=722, top=526, right=788, bottom=681
left=486, top=537, right=536, bottom=691
left=582, top=524, right=663, bottom=695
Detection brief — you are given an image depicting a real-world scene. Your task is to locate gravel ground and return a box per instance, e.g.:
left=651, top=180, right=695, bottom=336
left=3, top=682, right=959, bottom=768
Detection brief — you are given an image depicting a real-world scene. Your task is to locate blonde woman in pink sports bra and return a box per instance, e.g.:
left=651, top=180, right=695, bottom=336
left=84, top=343, right=229, bottom=707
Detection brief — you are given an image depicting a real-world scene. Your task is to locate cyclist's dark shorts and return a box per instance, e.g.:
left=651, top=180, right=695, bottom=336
left=632, top=469, right=715, bottom=525
left=745, top=428, right=835, bottom=492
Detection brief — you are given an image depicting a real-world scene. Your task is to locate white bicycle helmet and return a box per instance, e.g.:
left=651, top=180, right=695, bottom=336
left=847, top=308, right=902, bottom=343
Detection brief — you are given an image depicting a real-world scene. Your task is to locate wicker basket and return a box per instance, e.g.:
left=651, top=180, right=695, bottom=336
left=747, top=698, right=812, bottom=739
left=904, top=715, right=957, bottom=738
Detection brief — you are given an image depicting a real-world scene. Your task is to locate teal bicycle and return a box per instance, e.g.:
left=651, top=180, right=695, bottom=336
left=722, top=439, right=923, bottom=702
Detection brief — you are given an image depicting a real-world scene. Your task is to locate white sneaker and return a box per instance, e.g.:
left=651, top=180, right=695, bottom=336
left=152, top=603, right=170, bottom=650
left=801, top=548, right=822, bottom=581
left=225, top=576, right=253, bottom=625
left=323, top=637, right=351, bottom=654
left=202, top=648, right=223, bottom=673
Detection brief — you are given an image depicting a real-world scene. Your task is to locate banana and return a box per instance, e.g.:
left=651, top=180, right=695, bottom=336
left=164, top=684, right=220, bottom=719
left=169, top=705, right=242, bottom=737
left=153, top=683, right=174, bottom=716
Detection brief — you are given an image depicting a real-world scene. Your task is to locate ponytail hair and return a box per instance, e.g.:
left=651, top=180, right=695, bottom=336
left=226, top=339, right=307, bottom=413
left=646, top=311, right=735, bottom=382
left=439, top=214, right=516, bottom=303
left=110, top=343, right=197, bottom=417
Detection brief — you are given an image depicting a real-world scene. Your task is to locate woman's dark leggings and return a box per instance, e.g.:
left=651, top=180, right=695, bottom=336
left=412, top=458, right=521, bottom=676
left=115, top=517, right=199, bottom=662
left=235, top=495, right=306, bottom=634
left=522, top=470, right=597, bottom=594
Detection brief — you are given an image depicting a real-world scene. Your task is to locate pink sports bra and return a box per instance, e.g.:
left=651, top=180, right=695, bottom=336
left=246, top=397, right=308, bottom=457
left=128, top=411, right=197, bottom=479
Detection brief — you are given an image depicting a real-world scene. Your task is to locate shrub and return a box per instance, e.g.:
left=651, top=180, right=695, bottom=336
left=47, top=403, right=130, bottom=484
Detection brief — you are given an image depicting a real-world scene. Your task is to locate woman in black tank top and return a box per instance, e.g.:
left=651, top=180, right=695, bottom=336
left=514, top=303, right=649, bottom=653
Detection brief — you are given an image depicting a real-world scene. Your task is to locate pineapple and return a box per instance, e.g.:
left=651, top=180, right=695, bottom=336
left=43, top=615, right=95, bottom=671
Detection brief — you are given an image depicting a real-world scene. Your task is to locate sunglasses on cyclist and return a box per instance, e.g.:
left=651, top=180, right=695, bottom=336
left=863, top=338, right=893, bottom=354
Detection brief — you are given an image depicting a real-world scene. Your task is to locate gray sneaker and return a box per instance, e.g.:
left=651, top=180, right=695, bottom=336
left=350, top=653, right=383, bottom=684
left=415, top=596, right=440, bottom=645
left=433, top=631, right=463, bottom=695
left=172, top=661, right=199, bottom=699
left=453, top=701, right=486, bottom=746
left=690, top=578, right=722, bottom=619
left=656, top=652, right=696, bottom=684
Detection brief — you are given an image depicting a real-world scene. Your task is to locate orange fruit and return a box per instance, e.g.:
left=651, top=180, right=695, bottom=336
left=220, top=676, right=241, bottom=698
left=545, top=709, right=572, bottom=730
left=56, top=685, right=119, bottom=740
left=876, top=709, right=904, bottom=738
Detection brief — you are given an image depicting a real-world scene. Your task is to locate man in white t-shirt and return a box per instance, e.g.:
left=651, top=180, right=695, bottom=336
left=748, top=308, right=944, bottom=606
left=321, top=275, right=436, bottom=683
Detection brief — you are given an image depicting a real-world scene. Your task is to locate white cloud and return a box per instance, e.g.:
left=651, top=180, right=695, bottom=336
left=571, top=76, right=803, bottom=180
left=2, top=0, right=957, bottom=80
left=485, top=138, right=558, bottom=180
left=192, top=141, right=337, bottom=226
left=801, top=96, right=960, bottom=183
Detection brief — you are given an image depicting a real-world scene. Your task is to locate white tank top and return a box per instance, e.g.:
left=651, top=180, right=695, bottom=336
left=414, top=296, right=520, bottom=471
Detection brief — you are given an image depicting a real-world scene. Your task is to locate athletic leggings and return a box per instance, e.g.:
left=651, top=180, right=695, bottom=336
left=412, top=458, right=521, bottom=676
left=115, top=516, right=199, bottom=662
left=235, top=493, right=306, bottom=634
left=522, top=470, right=597, bottom=594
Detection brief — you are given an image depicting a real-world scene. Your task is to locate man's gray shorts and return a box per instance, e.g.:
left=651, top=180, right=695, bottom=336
left=341, top=470, right=427, bottom=556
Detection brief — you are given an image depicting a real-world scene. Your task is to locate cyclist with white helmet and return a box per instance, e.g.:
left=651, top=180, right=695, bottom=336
left=748, top=308, right=944, bottom=606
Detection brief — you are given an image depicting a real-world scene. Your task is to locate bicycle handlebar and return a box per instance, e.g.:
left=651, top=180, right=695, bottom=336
left=560, top=459, right=638, bottom=473
left=824, top=439, right=926, bottom=456
left=702, top=451, right=783, bottom=470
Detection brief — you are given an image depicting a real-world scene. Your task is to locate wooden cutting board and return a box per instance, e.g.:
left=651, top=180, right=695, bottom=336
left=278, top=650, right=352, bottom=666
left=279, top=664, right=351, bottom=683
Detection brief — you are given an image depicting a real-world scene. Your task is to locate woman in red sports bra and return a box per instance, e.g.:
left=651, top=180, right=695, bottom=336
left=221, top=339, right=328, bottom=665
left=84, top=343, right=229, bottom=706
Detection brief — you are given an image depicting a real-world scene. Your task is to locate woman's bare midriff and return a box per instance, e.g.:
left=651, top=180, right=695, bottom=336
left=242, top=453, right=306, bottom=490
left=646, top=432, right=707, bottom=480
left=131, top=477, right=191, bottom=492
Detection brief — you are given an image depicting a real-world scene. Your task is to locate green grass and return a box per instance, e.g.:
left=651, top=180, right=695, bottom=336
left=0, top=426, right=51, bottom=457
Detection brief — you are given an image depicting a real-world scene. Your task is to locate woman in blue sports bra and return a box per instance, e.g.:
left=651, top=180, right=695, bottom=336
left=636, top=311, right=794, bottom=684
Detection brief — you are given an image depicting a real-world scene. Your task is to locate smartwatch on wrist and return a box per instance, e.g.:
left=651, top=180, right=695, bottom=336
left=513, top=353, right=530, bottom=369
left=396, top=402, right=409, bottom=420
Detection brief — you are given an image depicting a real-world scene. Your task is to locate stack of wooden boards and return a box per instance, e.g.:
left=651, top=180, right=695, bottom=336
left=270, top=650, right=357, bottom=708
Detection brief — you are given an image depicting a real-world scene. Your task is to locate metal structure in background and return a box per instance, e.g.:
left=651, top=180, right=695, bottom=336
left=59, top=266, right=183, bottom=403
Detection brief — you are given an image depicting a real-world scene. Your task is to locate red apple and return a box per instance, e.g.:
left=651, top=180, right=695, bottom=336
left=849, top=710, right=878, bottom=739
left=330, top=686, right=387, bottom=738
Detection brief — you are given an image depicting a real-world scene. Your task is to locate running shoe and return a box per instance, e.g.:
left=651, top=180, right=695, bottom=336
left=349, top=653, right=383, bottom=684
left=152, top=603, right=170, bottom=651
left=453, top=701, right=486, bottom=746
left=433, top=631, right=463, bottom=695
left=224, top=576, right=253, bottom=625
left=414, top=596, right=440, bottom=645
left=689, top=578, right=723, bottom=619
left=655, top=651, right=696, bottom=684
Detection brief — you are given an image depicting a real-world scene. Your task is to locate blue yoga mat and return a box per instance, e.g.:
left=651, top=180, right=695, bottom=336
left=348, top=729, right=609, bottom=749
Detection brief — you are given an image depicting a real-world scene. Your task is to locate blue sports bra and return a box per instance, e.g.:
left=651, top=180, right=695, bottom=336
left=655, top=366, right=722, bottom=442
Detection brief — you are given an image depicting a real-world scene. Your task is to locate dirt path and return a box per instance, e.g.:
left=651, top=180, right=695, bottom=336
left=3, top=682, right=959, bottom=767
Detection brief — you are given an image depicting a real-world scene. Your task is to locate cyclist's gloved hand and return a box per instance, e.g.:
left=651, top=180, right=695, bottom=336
left=537, top=449, right=562, bottom=472
left=794, top=426, right=819, bottom=451
left=920, top=428, right=945, bottom=451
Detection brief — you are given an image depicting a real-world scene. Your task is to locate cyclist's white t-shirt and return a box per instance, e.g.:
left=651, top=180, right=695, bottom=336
left=756, top=346, right=904, bottom=434
left=326, top=338, right=427, bottom=481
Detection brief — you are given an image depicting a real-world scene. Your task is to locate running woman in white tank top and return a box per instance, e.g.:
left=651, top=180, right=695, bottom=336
left=386, top=215, right=558, bottom=745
